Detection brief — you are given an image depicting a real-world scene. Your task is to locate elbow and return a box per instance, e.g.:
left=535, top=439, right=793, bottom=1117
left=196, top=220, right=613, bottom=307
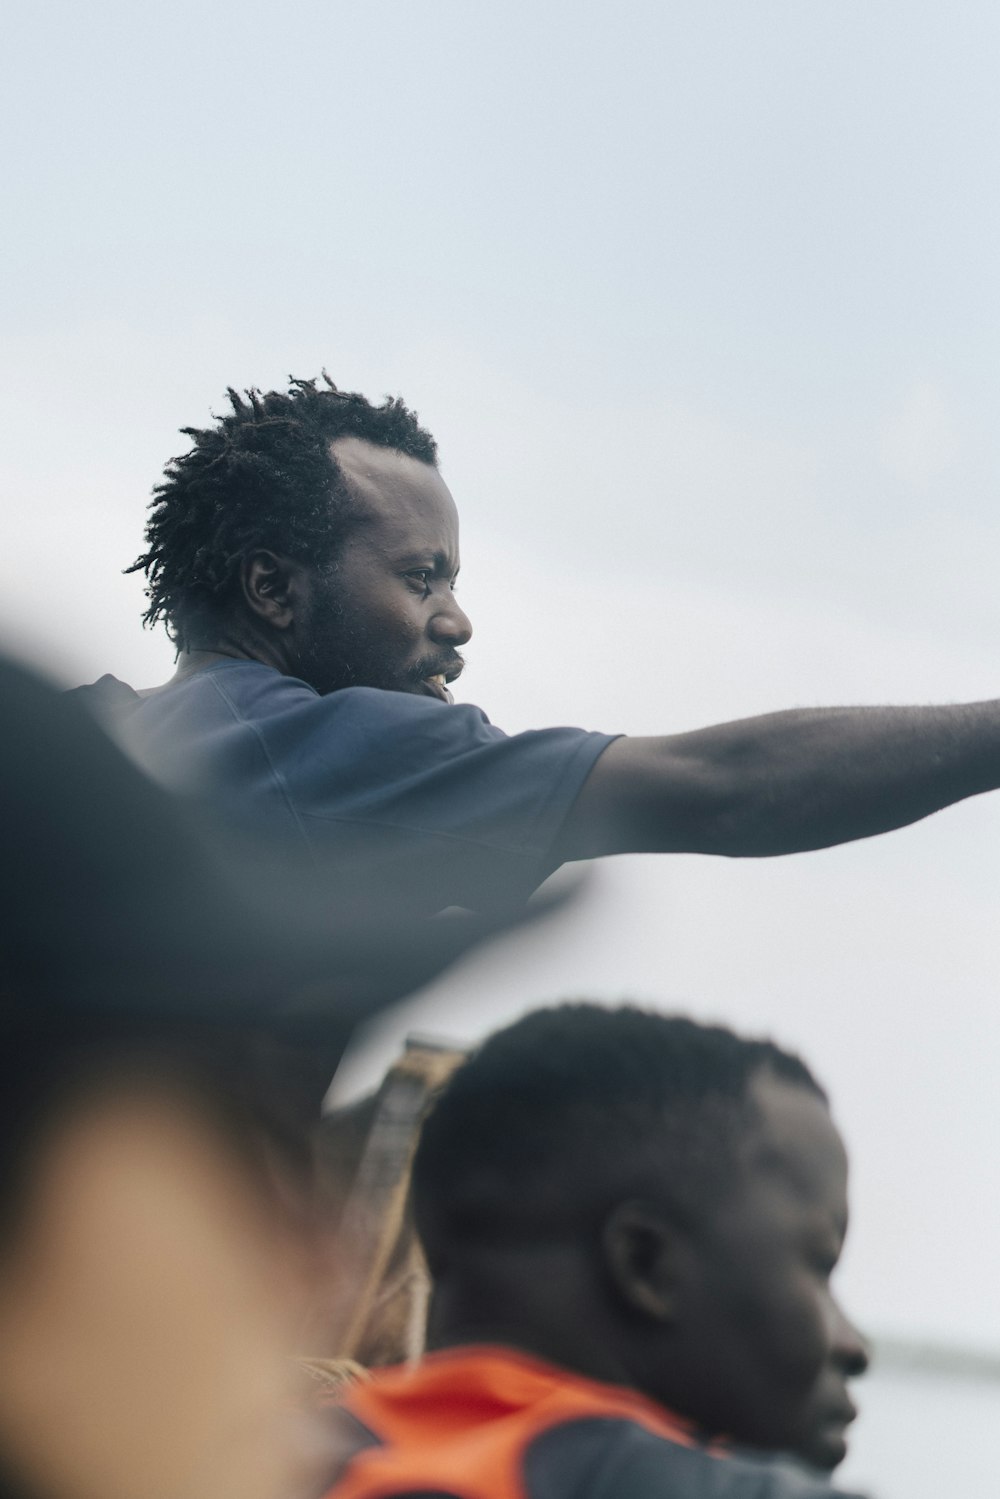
left=655, top=763, right=800, bottom=859
left=632, top=762, right=770, bottom=857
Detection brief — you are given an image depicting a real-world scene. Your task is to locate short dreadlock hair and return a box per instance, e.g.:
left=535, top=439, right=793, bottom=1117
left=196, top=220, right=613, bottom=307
left=127, top=374, right=438, bottom=647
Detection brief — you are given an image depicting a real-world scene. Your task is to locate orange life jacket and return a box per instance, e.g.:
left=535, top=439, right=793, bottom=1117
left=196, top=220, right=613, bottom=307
left=325, top=1345, right=699, bottom=1499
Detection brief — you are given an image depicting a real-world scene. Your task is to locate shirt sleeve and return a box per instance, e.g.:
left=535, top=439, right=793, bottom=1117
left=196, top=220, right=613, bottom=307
left=212, top=675, right=617, bottom=915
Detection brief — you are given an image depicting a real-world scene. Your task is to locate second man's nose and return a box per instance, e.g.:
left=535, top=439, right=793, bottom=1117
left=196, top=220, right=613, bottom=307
left=830, top=1301, right=870, bottom=1377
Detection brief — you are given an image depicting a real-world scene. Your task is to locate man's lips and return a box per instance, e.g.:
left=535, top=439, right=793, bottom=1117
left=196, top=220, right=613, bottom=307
left=807, top=1394, right=858, bottom=1468
left=821, top=1400, right=857, bottom=1435
left=420, top=672, right=455, bottom=703
left=417, top=660, right=463, bottom=703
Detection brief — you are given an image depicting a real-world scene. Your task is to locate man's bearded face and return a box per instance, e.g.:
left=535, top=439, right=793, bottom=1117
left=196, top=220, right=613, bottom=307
left=294, top=437, right=471, bottom=701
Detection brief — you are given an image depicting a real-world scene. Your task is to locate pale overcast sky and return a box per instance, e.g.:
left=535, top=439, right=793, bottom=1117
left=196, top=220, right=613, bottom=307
left=4, top=1, right=1000, bottom=1376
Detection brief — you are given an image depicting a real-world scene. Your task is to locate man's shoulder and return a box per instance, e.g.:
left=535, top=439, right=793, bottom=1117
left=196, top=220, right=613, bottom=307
left=71, top=663, right=492, bottom=743
left=73, top=664, right=615, bottom=914
left=316, top=1405, right=868, bottom=1499
left=321, top=1350, right=869, bottom=1499
left=524, top=1417, right=868, bottom=1499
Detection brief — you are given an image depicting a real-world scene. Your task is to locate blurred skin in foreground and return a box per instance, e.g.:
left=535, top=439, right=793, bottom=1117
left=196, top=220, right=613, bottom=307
left=0, top=1047, right=320, bottom=1499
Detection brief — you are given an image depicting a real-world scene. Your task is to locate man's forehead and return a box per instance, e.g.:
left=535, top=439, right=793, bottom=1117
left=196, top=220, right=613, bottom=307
left=330, top=435, right=448, bottom=514
left=330, top=437, right=461, bottom=569
left=741, top=1074, right=847, bottom=1214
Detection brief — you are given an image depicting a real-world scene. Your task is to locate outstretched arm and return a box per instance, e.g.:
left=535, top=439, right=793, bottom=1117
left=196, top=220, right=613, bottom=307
left=554, top=703, right=1000, bottom=861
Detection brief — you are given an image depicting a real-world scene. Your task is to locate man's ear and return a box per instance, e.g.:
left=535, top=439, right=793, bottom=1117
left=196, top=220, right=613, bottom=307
left=602, top=1200, right=679, bottom=1323
left=240, top=551, right=299, bottom=630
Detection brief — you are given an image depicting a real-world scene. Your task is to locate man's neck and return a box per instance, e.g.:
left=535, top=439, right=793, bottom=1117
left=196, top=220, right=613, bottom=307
left=168, top=646, right=257, bottom=684
left=136, top=642, right=276, bottom=698
left=425, top=1269, right=636, bottom=1392
left=168, top=612, right=296, bottom=680
left=427, top=1324, right=627, bottom=1387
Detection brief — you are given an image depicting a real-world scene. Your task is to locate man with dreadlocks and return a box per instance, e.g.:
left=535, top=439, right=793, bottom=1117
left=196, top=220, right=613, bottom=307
left=78, top=373, right=1000, bottom=919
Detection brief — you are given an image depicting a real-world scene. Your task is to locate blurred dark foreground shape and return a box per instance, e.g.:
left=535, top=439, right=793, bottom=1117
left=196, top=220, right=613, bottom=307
left=0, top=653, right=575, bottom=1499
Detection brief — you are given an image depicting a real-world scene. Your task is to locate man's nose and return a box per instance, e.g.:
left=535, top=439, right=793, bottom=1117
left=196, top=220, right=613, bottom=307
left=429, top=598, right=473, bottom=647
left=830, top=1299, right=870, bottom=1377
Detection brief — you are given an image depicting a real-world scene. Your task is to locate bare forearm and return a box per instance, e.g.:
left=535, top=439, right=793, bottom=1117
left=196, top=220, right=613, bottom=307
left=562, top=702, right=1000, bottom=859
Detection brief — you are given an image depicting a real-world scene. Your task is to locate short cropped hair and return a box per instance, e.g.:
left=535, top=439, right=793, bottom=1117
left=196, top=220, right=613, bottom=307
left=128, top=374, right=437, bottom=647
left=413, top=1004, right=825, bottom=1271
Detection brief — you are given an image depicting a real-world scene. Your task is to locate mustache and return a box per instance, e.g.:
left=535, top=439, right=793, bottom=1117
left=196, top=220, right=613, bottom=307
left=411, top=651, right=465, bottom=683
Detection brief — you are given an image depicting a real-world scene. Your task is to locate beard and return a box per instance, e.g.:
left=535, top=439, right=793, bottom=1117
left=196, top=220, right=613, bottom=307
left=295, top=581, right=462, bottom=698
left=297, top=614, right=401, bottom=696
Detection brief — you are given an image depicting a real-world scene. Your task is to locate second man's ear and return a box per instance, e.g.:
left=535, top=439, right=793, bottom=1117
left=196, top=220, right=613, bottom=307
left=241, top=551, right=298, bottom=629
left=601, top=1200, right=679, bottom=1323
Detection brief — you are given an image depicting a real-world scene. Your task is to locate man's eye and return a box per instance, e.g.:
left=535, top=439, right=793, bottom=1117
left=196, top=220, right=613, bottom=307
left=405, top=570, right=432, bottom=590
